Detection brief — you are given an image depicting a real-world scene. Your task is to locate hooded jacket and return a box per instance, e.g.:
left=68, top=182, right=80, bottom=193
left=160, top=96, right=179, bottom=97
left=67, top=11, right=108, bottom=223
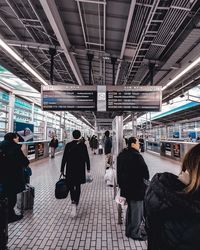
left=144, top=172, right=200, bottom=250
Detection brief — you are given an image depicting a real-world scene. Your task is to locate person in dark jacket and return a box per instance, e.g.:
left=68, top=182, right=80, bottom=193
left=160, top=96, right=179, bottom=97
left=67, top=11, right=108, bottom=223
left=117, top=136, right=150, bottom=241
left=60, top=130, right=90, bottom=217
left=144, top=143, right=200, bottom=250
left=49, top=135, right=58, bottom=158
left=0, top=132, right=29, bottom=223
left=104, top=130, right=112, bottom=166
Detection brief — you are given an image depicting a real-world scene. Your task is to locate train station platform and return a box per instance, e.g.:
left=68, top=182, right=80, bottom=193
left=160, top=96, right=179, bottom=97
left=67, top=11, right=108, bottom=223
left=8, top=147, right=180, bottom=250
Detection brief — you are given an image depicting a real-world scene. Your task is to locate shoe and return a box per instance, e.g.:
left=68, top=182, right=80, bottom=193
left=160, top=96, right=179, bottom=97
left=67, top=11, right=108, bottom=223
left=131, top=235, right=147, bottom=241
left=71, top=204, right=77, bottom=217
left=8, top=214, right=23, bottom=223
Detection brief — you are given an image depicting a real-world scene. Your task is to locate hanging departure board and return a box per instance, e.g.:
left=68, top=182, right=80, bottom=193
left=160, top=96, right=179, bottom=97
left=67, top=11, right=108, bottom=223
left=106, top=86, right=162, bottom=111
left=42, top=85, right=97, bottom=111
left=42, top=85, right=162, bottom=112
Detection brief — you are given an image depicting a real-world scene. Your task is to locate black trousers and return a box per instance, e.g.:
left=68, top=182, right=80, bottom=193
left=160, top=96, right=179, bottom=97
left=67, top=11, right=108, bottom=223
left=7, top=193, right=17, bottom=217
left=69, top=185, right=81, bottom=205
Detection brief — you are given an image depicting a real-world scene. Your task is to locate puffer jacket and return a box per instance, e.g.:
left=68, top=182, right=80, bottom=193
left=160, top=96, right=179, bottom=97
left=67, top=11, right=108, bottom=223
left=144, top=172, right=200, bottom=250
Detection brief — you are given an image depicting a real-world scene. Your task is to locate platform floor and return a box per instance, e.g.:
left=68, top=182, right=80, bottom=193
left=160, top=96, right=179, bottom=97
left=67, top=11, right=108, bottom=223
left=8, top=148, right=180, bottom=250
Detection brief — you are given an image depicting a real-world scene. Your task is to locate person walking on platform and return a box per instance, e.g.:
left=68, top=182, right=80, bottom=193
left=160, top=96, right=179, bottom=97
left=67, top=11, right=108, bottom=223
left=104, top=130, right=112, bottom=166
left=144, top=143, right=200, bottom=250
left=60, top=130, right=90, bottom=217
left=117, top=137, right=149, bottom=241
left=0, top=132, right=29, bottom=223
left=49, top=135, right=58, bottom=158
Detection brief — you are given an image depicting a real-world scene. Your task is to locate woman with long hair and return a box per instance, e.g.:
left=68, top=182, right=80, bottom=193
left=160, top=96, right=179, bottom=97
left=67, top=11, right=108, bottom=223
left=144, top=143, right=200, bottom=250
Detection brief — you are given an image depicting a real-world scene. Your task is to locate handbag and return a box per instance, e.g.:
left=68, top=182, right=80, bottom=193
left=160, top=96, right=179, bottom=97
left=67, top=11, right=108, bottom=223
left=115, top=188, right=126, bottom=206
left=55, top=174, right=69, bottom=199
left=86, top=173, right=93, bottom=183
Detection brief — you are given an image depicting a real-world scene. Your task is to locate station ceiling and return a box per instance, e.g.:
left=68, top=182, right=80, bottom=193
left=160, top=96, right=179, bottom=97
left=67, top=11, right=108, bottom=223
left=0, top=0, right=200, bottom=129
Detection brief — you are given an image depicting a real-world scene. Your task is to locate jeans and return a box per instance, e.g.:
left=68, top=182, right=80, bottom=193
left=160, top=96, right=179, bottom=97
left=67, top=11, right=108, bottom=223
left=125, top=200, right=144, bottom=238
left=69, top=185, right=81, bottom=205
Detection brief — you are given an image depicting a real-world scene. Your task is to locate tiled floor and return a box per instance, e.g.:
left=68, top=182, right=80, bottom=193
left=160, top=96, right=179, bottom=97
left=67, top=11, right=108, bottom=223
left=8, top=148, right=180, bottom=250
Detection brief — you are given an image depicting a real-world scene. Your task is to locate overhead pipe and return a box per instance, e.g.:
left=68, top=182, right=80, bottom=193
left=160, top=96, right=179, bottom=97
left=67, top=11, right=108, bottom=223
left=149, top=62, right=155, bottom=85
left=111, top=57, right=117, bottom=85
left=49, top=47, right=57, bottom=84
left=87, top=53, right=94, bottom=85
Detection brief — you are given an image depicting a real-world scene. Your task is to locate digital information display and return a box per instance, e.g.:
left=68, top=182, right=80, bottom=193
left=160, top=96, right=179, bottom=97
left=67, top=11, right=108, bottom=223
left=106, top=86, right=162, bottom=111
left=42, top=85, right=162, bottom=112
left=42, top=85, right=97, bottom=111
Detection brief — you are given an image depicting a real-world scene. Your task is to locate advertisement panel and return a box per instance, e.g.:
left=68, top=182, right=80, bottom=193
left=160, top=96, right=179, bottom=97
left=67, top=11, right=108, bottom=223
left=14, top=121, right=34, bottom=141
left=36, top=142, right=44, bottom=158
left=27, top=144, right=36, bottom=160
left=173, top=144, right=180, bottom=158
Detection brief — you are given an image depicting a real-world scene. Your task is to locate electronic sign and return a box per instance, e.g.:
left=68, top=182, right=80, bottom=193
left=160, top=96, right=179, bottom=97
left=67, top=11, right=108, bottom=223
left=106, top=86, right=162, bottom=111
left=42, top=85, right=97, bottom=111
left=42, top=85, right=162, bottom=112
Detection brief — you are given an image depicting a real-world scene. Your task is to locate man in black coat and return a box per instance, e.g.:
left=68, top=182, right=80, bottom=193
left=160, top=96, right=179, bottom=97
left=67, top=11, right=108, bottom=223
left=117, top=136, right=149, bottom=240
left=61, top=130, right=90, bottom=217
left=0, top=132, right=29, bottom=223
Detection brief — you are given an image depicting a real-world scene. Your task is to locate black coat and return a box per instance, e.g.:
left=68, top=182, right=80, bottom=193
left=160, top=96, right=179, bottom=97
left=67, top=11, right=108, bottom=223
left=61, top=140, right=90, bottom=185
left=49, top=138, right=58, bottom=148
left=144, top=172, right=200, bottom=250
left=117, top=148, right=149, bottom=200
left=104, top=137, right=112, bottom=155
left=0, top=140, right=30, bottom=195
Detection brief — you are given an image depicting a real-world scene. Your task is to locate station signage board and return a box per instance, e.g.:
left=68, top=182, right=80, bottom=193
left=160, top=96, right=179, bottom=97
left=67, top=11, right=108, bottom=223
left=106, top=86, right=162, bottom=112
left=42, top=85, right=97, bottom=111
left=42, top=85, right=162, bottom=112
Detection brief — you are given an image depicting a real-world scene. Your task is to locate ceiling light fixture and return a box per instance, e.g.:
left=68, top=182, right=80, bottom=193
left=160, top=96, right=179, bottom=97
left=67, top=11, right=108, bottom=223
left=0, top=38, right=48, bottom=86
left=123, top=114, right=131, bottom=122
left=81, top=115, right=93, bottom=127
left=162, top=56, right=200, bottom=91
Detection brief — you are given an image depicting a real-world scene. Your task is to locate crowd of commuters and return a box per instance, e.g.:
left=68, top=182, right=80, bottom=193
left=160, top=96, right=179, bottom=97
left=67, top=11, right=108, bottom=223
left=1, top=129, right=200, bottom=250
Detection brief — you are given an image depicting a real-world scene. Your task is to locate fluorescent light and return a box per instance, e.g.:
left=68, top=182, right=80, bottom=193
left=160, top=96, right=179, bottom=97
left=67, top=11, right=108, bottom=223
left=162, top=56, right=200, bottom=91
left=0, top=39, right=22, bottom=62
left=81, top=115, right=93, bottom=127
left=21, top=62, right=48, bottom=85
left=0, top=38, right=48, bottom=86
left=123, top=114, right=131, bottom=122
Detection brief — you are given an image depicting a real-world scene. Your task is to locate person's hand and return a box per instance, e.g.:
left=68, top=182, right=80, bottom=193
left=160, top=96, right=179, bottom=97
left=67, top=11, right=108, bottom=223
left=178, top=170, right=190, bottom=185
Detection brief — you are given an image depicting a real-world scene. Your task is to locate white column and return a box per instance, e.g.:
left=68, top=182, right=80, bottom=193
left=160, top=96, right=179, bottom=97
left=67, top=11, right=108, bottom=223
left=132, top=113, right=137, bottom=136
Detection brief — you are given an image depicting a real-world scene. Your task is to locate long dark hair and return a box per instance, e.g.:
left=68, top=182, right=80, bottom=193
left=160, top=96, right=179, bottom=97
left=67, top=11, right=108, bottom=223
left=181, top=143, right=200, bottom=193
left=4, top=132, right=18, bottom=142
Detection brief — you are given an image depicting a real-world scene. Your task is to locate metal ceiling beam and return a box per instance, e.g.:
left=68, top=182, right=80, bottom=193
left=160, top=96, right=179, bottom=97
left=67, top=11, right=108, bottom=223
left=28, top=0, right=75, bottom=83
left=5, top=0, right=64, bottom=82
left=75, top=0, right=106, bottom=5
left=114, top=0, right=137, bottom=85
left=125, top=0, right=160, bottom=85
left=5, top=40, right=63, bottom=52
left=39, top=0, right=84, bottom=85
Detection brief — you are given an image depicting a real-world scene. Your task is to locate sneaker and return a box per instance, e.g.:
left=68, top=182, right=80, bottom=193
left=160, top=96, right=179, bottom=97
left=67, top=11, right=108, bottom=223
left=71, top=204, right=77, bottom=217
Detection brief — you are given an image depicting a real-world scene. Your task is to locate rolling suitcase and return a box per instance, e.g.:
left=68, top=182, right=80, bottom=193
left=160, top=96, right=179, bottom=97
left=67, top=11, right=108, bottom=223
left=98, top=148, right=103, bottom=154
left=17, top=184, right=35, bottom=210
left=0, top=197, right=8, bottom=250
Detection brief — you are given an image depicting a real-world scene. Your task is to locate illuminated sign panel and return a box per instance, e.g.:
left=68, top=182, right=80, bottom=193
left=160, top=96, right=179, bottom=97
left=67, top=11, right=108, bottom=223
left=42, top=85, right=97, bottom=111
left=42, top=85, right=162, bottom=112
left=106, top=86, right=162, bottom=111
